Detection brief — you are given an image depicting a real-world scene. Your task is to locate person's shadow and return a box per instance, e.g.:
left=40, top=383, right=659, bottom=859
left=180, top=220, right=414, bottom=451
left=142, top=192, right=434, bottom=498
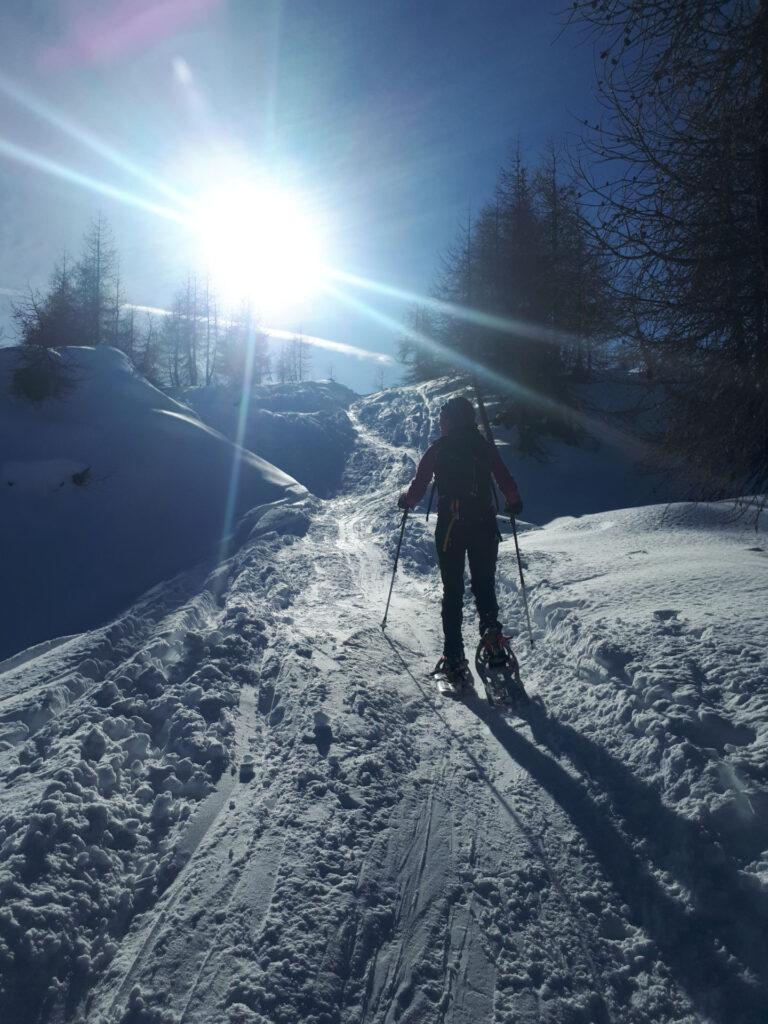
left=462, top=693, right=768, bottom=1024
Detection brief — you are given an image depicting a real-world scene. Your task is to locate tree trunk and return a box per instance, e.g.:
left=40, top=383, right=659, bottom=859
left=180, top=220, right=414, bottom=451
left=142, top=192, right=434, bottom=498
left=757, top=2, right=768, bottom=341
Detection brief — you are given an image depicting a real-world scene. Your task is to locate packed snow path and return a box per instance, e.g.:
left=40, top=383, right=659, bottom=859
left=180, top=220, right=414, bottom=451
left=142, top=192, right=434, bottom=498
left=1, top=381, right=766, bottom=1024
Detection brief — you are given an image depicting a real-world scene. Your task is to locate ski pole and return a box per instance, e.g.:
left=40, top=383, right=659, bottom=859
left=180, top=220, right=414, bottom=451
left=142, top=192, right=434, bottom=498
left=474, top=376, right=533, bottom=644
left=510, top=515, right=534, bottom=647
left=381, top=508, right=408, bottom=630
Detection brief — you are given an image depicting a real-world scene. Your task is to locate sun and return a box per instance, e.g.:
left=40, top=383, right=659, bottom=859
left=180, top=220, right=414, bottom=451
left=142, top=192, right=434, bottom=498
left=192, top=178, right=325, bottom=313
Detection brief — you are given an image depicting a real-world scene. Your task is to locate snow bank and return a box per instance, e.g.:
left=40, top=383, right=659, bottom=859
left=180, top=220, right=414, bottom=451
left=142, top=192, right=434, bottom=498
left=0, top=346, right=305, bottom=660
left=0, top=482, right=314, bottom=1021
left=177, top=380, right=357, bottom=498
left=494, top=500, right=768, bottom=878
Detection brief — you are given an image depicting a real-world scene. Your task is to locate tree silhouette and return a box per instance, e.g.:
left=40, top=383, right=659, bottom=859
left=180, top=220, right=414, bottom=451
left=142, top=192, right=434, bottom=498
left=568, top=0, right=768, bottom=506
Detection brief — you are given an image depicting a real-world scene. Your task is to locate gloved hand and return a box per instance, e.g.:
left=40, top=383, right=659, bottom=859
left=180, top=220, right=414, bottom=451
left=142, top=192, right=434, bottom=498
left=505, top=497, right=523, bottom=518
left=397, top=492, right=411, bottom=511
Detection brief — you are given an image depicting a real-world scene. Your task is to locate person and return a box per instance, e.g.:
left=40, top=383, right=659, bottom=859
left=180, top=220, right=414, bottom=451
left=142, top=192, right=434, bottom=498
left=398, top=395, right=523, bottom=685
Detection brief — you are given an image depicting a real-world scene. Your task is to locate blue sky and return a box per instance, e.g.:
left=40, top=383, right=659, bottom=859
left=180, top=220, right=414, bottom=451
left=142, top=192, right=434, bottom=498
left=0, top=0, right=601, bottom=392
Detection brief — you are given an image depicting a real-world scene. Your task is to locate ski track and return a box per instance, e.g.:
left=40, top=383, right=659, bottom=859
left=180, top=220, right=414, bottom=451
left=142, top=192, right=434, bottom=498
left=3, top=380, right=766, bottom=1024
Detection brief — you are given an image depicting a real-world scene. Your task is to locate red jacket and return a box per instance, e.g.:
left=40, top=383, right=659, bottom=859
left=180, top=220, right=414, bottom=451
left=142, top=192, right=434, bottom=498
left=404, top=434, right=521, bottom=509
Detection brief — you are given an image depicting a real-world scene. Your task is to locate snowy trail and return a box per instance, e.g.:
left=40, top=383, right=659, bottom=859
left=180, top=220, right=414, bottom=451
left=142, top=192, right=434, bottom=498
left=83, top=387, right=691, bottom=1023
left=3, top=381, right=767, bottom=1024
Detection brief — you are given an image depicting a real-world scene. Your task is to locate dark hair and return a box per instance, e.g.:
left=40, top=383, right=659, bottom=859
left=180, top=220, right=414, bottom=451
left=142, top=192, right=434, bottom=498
left=440, top=396, right=476, bottom=429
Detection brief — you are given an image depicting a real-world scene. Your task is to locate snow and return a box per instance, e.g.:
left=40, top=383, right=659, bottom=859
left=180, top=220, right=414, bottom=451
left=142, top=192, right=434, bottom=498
left=0, top=366, right=766, bottom=1023
left=2, top=458, right=91, bottom=495
left=516, top=504, right=768, bottom=863
left=0, top=346, right=305, bottom=660
left=176, top=380, right=357, bottom=498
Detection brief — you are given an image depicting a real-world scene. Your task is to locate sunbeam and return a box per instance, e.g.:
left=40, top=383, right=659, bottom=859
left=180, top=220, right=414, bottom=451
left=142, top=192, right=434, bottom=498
left=329, top=268, right=579, bottom=347
left=325, top=282, right=531, bottom=396
left=325, top=282, right=650, bottom=459
left=0, top=136, right=186, bottom=223
left=219, top=322, right=258, bottom=563
left=0, top=72, right=193, bottom=209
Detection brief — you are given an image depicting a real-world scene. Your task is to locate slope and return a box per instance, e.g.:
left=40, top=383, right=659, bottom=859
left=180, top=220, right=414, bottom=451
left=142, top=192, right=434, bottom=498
left=0, top=346, right=305, bottom=660
left=0, top=378, right=765, bottom=1024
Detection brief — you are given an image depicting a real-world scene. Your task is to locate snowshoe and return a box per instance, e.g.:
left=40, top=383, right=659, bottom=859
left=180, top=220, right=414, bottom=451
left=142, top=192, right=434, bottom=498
left=475, top=629, right=528, bottom=708
left=431, top=655, right=473, bottom=699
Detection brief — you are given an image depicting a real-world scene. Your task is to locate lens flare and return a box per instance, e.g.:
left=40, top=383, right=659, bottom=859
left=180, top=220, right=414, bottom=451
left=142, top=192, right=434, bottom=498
left=0, top=71, right=192, bottom=209
left=329, top=267, right=577, bottom=347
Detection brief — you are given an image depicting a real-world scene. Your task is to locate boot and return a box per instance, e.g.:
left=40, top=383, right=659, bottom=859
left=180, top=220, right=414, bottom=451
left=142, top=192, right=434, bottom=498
left=479, top=625, right=511, bottom=668
left=434, top=654, right=472, bottom=688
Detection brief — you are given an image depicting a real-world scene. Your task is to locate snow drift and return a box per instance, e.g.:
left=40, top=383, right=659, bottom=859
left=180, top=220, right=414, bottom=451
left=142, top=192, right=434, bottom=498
left=0, top=346, right=305, bottom=661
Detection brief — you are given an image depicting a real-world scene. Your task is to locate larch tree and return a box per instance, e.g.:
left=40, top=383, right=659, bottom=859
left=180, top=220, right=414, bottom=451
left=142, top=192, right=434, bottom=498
left=568, top=0, right=768, bottom=506
left=75, top=214, right=117, bottom=347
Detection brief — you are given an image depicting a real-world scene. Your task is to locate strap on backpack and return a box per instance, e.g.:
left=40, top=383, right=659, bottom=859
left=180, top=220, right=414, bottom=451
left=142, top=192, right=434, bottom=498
left=442, top=499, right=460, bottom=552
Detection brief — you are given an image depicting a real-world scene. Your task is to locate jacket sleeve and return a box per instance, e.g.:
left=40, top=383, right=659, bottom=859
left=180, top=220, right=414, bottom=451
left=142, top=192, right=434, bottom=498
left=403, top=444, right=437, bottom=508
left=490, top=445, right=521, bottom=506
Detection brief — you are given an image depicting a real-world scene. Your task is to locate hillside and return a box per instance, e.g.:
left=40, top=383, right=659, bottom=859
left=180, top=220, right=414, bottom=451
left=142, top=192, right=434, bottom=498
left=0, top=368, right=765, bottom=1024
left=0, top=346, right=305, bottom=661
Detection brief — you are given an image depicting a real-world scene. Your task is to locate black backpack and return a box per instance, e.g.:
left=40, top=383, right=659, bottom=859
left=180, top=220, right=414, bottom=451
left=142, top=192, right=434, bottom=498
left=433, top=428, right=494, bottom=521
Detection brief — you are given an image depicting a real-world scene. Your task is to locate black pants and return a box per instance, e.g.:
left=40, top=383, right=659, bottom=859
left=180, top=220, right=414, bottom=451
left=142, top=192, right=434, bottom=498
left=435, top=514, right=500, bottom=662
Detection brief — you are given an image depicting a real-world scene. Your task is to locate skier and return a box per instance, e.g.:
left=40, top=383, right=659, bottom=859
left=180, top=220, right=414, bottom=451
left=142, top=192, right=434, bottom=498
left=398, top=396, right=523, bottom=689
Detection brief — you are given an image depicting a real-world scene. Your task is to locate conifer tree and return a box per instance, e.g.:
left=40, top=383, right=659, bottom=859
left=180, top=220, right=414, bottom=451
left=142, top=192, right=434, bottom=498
left=397, top=305, right=446, bottom=382
left=12, top=254, right=82, bottom=350
left=221, top=305, right=271, bottom=387
left=291, top=332, right=311, bottom=382
left=275, top=341, right=293, bottom=383
left=403, top=148, right=615, bottom=450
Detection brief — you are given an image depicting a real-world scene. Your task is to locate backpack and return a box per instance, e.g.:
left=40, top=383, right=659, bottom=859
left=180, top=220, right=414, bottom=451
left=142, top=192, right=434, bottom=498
left=433, top=428, right=494, bottom=522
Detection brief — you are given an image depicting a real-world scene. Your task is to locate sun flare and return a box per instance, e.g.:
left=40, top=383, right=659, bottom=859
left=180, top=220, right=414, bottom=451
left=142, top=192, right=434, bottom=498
left=192, top=179, right=325, bottom=312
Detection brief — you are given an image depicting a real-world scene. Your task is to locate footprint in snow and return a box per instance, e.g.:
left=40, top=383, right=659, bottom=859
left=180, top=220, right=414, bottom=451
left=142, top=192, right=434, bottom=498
left=653, top=609, right=680, bottom=622
left=667, top=711, right=755, bottom=752
left=307, top=711, right=334, bottom=757
left=653, top=609, right=686, bottom=635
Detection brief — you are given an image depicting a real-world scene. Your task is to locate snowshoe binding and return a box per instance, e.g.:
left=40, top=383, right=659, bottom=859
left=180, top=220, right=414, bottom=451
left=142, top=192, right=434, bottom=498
left=431, top=655, right=473, bottom=699
left=475, top=628, right=528, bottom=708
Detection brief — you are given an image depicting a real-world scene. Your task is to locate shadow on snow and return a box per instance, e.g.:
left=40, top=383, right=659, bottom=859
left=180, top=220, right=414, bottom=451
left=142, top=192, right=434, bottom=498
left=383, top=632, right=768, bottom=1024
